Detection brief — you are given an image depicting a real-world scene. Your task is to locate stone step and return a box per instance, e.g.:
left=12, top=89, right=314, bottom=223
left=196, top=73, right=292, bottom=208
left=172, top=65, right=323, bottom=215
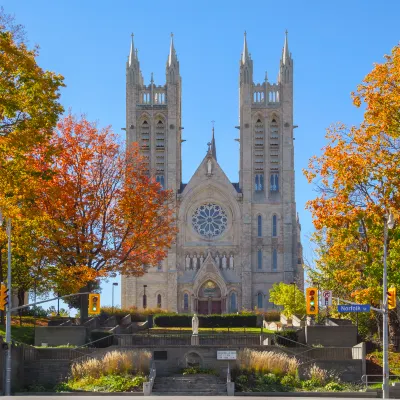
left=152, top=392, right=227, bottom=396
left=153, top=385, right=226, bottom=390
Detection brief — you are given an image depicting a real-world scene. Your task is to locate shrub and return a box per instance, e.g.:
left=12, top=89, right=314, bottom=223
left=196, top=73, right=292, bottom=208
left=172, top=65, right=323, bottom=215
left=60, top=375, right=147, bottom=392
left=90, top=330, right=114, bottom=348
left=280, top=374, right=301, bottom=389
left=302, top=379, right=319, bottom=390
left=324, top=382, right=344, bottom=392
left=236, top=349, right=299, bottom=377
left=274, top=330, right=298, bottom=347
left=307, top=364, right=329, bottom=386
left=71, top=350, right=151, bottom=380
left=100, top=306, right=170, bottom=321
left=154, top=313, right=257, bottom=328
left=257, top=310, right=281, bottom=322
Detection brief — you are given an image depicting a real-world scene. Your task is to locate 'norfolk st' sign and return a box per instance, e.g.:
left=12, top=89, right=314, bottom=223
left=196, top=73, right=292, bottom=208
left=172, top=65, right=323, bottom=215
left=337, top=304, right=371, bottom=313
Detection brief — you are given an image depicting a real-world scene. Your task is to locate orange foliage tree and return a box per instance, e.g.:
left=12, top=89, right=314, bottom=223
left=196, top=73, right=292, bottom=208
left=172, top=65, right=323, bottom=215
left=0, top=9, right=64, bottom=322
left=304, top=44, right=400, bottom=340
left=37, top=114, right=176, bottom=316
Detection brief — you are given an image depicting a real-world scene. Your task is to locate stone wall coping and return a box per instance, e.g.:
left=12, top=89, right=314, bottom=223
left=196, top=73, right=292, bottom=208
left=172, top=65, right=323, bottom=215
left=14, top=393, right=143, bottom=396
left=238, top=391, right=377, bottom=397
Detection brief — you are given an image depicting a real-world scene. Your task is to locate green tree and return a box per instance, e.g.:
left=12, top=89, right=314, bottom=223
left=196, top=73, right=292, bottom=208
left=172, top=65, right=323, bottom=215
left=269, top=282, right=306, bottom=318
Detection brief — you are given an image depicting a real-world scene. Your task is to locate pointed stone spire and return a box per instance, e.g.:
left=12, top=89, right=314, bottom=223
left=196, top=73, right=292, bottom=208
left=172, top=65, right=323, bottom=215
left=211, top=121, right=217, bottom=160
left=129, top=33, right=135, bottom=67
left=282, top=30, right=290, bottom=65
left=168, top=32, right=177, bottom=67
left=241, top=31, right=250, bottom=65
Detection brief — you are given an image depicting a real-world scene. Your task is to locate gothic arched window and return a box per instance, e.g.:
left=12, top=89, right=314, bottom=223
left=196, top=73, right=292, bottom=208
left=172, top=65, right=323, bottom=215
left=183, top=293, right=189, bottom=311
left=272, top=249, right=278, bottom=271
left=255, top=174, right=264, bottom=191
left=157, top=294, right=162, bottom=308
left=257, top=215, right=262, bottom=237
left=272, top=215, right=277, bottom=237
left=257, top=250, right=262, bottom=270
left=270, top=173, right=279, bottom=192
left=257, top=292, right=263, bottom=309
left=230, top=292, right=237, bottom=312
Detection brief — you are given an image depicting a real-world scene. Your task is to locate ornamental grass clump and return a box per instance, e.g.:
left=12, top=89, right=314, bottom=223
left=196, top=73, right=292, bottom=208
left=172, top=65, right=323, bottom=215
left=71, top=350, right=151, bottom=380
left=237, top=349, right=299, bottom=377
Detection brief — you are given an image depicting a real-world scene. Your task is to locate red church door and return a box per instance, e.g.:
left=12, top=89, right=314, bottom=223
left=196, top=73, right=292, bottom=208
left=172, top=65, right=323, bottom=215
left=211, top=301, right=221, bottom=314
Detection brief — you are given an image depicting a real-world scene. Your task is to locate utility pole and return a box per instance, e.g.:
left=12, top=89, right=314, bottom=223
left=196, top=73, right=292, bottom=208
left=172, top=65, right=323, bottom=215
left=382, top=212, right=394, bottom=399
left=5, top=217, right=12, bottom=396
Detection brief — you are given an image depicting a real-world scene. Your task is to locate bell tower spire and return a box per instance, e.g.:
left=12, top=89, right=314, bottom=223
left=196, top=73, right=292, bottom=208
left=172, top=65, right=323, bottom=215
left=166, top=32, right=179, bottom=83
left=279, top=30, right=293, bottom=84
left=129, top=33, right=136, bottom=67
left=210, top=120, right=217, bottom=160
left=241, top=31, right=250, bottom=65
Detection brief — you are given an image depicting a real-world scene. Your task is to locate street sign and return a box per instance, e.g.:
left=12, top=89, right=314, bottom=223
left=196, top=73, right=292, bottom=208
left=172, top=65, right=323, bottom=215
left=337, top=304, right=371, bottom=313
left=217, top=350, right=237, bottom=360
left=322, top=290, right=332, bottom=306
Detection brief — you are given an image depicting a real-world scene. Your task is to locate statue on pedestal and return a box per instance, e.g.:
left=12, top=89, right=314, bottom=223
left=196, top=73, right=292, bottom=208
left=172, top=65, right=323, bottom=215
left=192, top=313, right=199, bottom=335
left=185, top=254, right=191, bottom=270
left=230, top=254, right=234, bottom=269
left=200, top=253, right=204, bottom=266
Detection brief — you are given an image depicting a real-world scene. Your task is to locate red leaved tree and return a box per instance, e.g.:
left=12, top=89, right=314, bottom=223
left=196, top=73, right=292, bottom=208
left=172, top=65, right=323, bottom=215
left=38, top=114, right=176, bottom=316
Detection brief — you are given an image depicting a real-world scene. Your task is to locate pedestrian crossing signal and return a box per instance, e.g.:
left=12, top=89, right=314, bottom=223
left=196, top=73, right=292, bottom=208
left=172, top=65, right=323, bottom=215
left=306, top=287, right=318, bottom=315
left=0, top=283, right=9, bottom=311
left=88, top=294, right=100, bottom=315
left=388, top=287, right=397, bottom=310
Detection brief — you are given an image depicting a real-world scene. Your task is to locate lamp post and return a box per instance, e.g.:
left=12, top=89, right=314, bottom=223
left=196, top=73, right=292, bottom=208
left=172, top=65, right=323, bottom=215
left=112, top=282, right=118, bottom=313
left=143, top=285, right=147, bottom=309
left=0, top=212, right=12, bottom=396
left=291, top=282, right=296, bottom=311
left=383, top=212, right=394, bottom=399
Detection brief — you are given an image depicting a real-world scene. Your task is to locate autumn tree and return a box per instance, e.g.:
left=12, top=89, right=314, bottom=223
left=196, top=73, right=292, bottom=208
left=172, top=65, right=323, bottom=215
left=304, top=44, right=400, bottom=341
left=37, top=114, right=176, bottom=317
left=0, top=9, right=64, bottom=321
left=269, top=282, right=306, bottom=318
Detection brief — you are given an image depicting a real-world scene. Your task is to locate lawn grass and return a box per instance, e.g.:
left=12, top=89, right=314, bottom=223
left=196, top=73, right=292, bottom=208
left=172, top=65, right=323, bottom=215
left=149, top=327, right=274, bottom=334
left=0, top=325, right=35, bottom=345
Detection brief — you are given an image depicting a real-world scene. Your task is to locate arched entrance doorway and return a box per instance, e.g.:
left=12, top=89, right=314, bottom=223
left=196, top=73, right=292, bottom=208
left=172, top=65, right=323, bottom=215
left=197, top=280, right=222, bottom=314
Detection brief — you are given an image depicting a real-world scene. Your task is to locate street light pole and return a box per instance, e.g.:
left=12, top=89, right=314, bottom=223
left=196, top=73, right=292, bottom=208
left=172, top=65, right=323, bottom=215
left=112, top=282, right=118, bottom=313
left=382, top=212, right=394, bottom=399
left=5, top=217, right=12, bottom=396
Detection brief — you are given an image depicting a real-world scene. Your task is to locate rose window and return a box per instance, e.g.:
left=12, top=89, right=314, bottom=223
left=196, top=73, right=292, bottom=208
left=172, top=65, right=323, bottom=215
left=192, top=203, right=228, bottom=239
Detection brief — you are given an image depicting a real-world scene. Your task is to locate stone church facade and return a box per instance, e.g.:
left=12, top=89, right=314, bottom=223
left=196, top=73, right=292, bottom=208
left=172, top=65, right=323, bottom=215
left=121, top=32, right=303, bottom=313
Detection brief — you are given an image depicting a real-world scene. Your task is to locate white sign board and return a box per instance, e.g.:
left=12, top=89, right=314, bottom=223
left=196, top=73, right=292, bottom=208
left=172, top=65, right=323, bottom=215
left=322, top=290, right=332, bottom=306
left=217, top=350, right=237, bottom=360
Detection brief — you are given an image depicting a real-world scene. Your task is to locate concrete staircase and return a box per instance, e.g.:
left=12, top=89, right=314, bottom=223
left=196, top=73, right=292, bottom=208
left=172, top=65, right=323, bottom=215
left=152, top=374, right=227, bottom=396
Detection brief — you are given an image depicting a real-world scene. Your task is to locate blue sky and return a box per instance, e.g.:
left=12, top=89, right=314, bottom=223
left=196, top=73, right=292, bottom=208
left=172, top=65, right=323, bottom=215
left=3, top=0, right=399, bottom=312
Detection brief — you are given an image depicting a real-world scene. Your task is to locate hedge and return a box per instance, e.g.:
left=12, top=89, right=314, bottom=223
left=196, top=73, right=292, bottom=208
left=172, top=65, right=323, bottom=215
left=153, top=313, right=257, bottom=328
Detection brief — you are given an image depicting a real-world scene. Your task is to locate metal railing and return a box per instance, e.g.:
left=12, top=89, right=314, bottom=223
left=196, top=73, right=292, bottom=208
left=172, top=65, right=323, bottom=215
left=115, top=333, right=269, bottom=347
left=362, top=374, right=400, bottom=388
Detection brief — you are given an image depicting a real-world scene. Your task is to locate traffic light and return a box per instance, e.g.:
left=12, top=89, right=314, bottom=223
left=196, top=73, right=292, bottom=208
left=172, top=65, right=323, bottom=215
left=388, top=287, right=397, bottom=310
left=0, top=283, right=9, bottom=311
left=306, top=287, right=318, bottom=315
left=88, top=293, right=100, bottom=315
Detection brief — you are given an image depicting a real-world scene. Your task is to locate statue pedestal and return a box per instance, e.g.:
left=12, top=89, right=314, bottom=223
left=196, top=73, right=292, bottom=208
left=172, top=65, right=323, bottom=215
left=191, top=334, right=199, bottom=346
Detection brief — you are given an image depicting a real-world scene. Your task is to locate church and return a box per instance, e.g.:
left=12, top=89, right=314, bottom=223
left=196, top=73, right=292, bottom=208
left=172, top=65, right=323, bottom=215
left=121, top=32, right=303, bottom=313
